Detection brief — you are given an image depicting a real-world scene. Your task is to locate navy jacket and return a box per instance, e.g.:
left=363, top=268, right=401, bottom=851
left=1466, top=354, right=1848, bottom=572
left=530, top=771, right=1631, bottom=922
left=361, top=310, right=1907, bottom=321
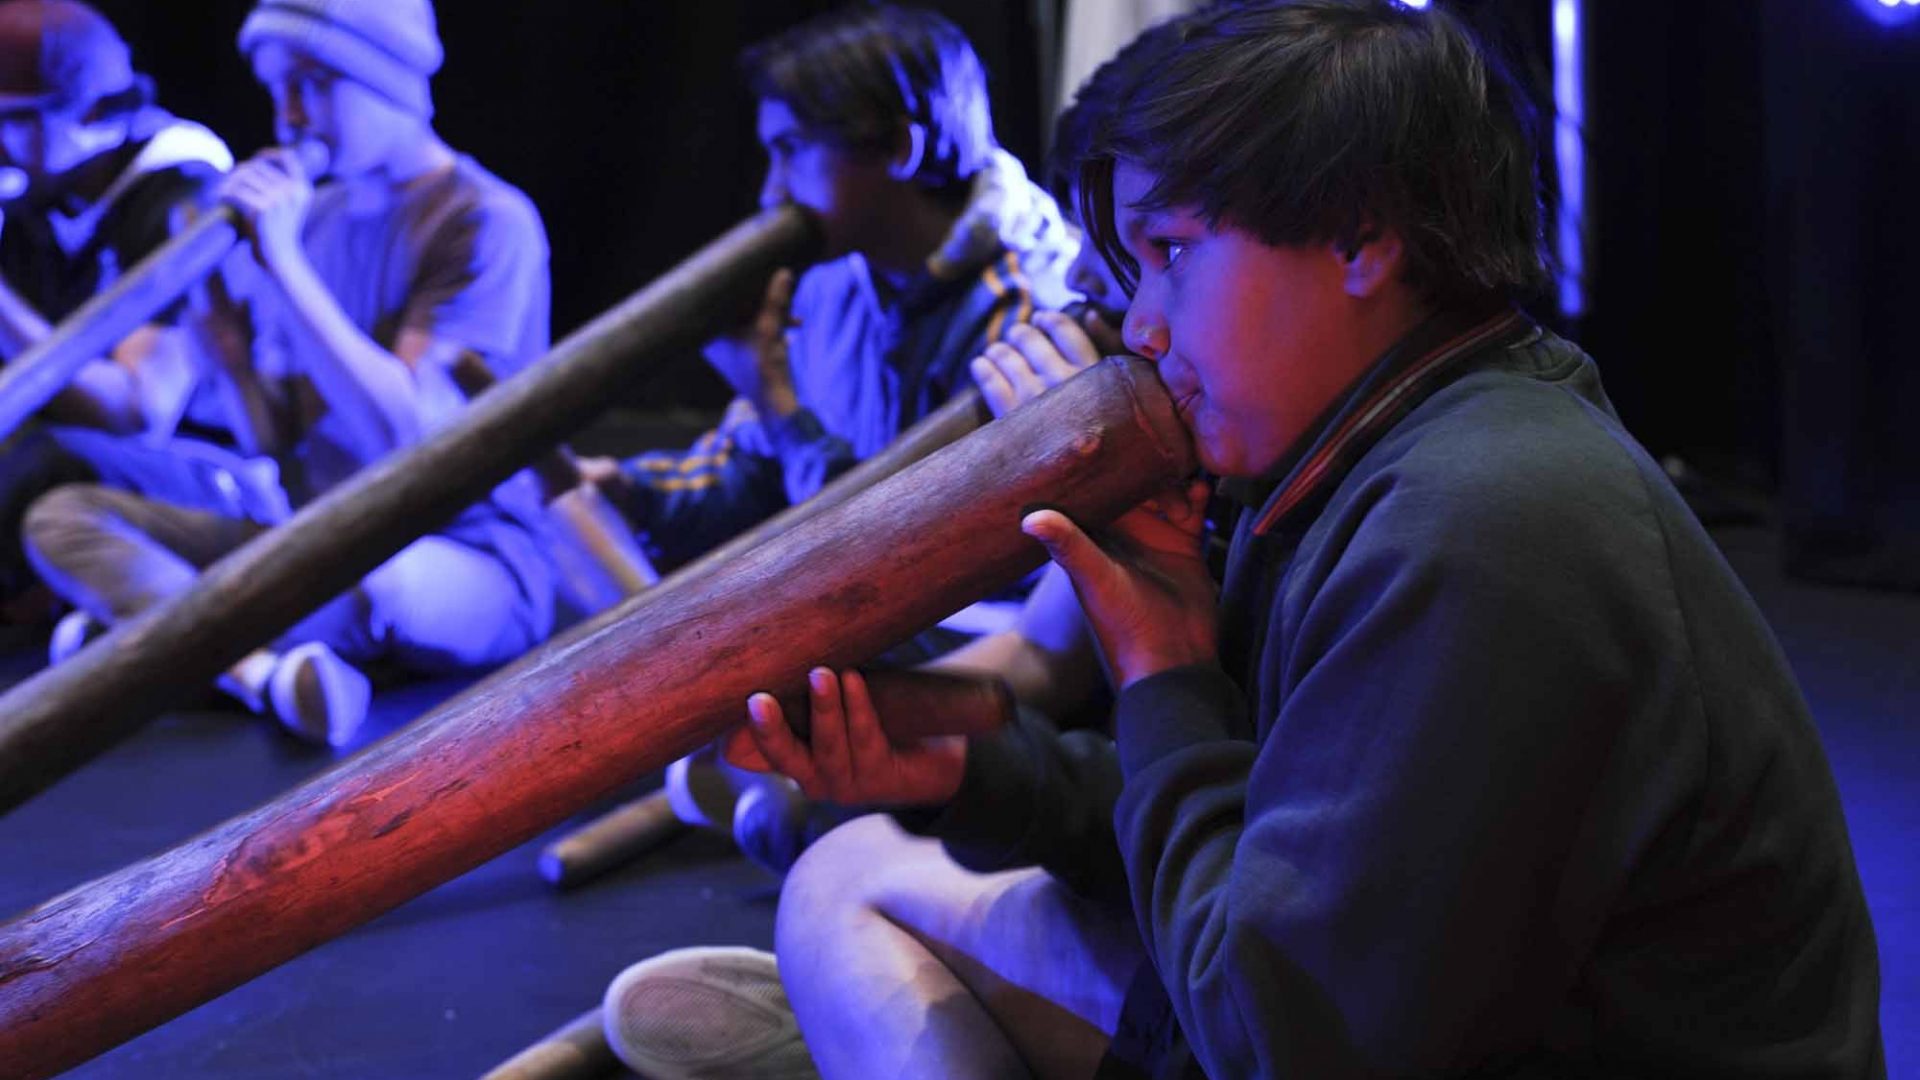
left=914, top=309, right=1884, bottom=1078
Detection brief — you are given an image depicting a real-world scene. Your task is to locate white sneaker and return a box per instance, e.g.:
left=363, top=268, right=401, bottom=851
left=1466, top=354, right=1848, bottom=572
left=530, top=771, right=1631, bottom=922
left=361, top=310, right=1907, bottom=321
left=268, top=642, right=371, bottom=748
left=666, top=748, right=761, bottom=830
left=732, top=777, right=822, bottom=876
left=602, top=946, right=819, bottom=1080
left=47, top=610, right=102, bottom=666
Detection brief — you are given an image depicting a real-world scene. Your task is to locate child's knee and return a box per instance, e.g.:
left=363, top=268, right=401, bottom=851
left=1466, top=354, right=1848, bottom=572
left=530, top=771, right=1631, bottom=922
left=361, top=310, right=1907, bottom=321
left=360, top=541, right=545, bottom=669
left=779, top=813, right=898, bottom=924
left=777, top=814, right=933, bottom=956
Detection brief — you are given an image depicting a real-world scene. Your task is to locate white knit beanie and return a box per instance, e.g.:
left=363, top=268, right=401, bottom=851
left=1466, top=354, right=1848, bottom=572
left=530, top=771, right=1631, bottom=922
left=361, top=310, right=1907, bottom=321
left=237, top=0, right=442, bottom=118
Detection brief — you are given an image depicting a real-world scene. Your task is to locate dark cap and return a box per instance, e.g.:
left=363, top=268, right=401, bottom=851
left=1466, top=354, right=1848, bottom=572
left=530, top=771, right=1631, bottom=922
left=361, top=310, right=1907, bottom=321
left=0, top=0, right=135, bottom=113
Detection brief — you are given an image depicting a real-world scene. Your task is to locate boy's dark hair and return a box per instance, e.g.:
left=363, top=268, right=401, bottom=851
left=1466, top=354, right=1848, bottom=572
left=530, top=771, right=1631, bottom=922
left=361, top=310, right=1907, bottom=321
left=1045, top=16, right=1187, bottom=210
left=1083, top=0, right=1548, bottom=305
left=743, top=4, right=996, bottom=195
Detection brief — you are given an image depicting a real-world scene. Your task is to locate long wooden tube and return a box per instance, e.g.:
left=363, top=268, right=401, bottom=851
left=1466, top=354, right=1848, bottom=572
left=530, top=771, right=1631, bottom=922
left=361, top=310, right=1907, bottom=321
left=516, top=383, right=992, bottom=680
left=538, top=790, right=685, bottom=890
left=538, top=669, right=1013, bottom=888
left=586, top=385, right=996, bottom=641
left=0, top=144, right=329, bottom=442
left=480, top=1007, right=621, bottom=1080
left=532, top=387, right=993, bottom=885
left=0, top=209, right=237, bottom=440
left=0, top=356, right=1192, bottom=1078
left=0, top=205, right=819, bottom=812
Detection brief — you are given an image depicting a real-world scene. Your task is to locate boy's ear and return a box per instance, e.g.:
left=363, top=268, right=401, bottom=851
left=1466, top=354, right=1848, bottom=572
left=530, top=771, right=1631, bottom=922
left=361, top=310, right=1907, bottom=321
left=888, top=121, right=927, bottom=182
left=1337, top=226, right=1406, bottom=299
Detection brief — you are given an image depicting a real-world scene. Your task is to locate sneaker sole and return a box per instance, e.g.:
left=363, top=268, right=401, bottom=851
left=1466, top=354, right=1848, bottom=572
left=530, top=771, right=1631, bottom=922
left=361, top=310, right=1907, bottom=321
left=602, top=946, right=817, bottom=1080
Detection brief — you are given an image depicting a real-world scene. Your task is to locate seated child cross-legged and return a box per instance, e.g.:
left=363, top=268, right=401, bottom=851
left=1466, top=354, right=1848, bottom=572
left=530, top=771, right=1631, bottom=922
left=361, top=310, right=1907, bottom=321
left=603, top=3, right=1885, bottom=1079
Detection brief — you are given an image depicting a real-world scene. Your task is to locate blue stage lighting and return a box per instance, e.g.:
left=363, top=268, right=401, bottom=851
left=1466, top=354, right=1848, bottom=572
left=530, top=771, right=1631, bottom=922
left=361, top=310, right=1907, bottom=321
left=1857, top=0, right=1920, bottom=26
left=1552, top=0, right=1585, bottom=318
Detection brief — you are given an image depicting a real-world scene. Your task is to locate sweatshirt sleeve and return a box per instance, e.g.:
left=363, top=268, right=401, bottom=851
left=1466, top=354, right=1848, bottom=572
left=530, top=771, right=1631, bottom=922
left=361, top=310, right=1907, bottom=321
left=895, top=707, right=1131, bottom=908
left=610, top=413, right=792, bottom=572
left=764, top=406, right=861, bottom=509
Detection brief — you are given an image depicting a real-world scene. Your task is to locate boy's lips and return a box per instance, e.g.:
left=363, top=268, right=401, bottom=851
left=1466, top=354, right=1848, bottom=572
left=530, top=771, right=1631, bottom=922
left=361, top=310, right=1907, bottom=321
left=1171, top=387, right=1202, bottom=420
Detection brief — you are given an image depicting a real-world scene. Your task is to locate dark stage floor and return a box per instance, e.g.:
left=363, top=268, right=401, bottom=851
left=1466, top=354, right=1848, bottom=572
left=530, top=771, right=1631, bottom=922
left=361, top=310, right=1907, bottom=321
left=1, top=524, right=1915, bottom=1078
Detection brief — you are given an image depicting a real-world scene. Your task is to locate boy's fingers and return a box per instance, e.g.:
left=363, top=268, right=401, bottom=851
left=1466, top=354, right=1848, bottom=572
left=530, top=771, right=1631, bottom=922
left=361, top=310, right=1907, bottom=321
left=1006, top=322, right=1079, bottom=384
left=754, top=268, right=798, bottom=338
left=970, top=356, right=1017, bottom=418
left=766, top=267, right=796, bottom=315
left=1179, top=478, right=1211, bottom=522
left=1033, top=311, right=1103, bottom=372
left=805, top=667, right=852, bottom=795
left=745, top=692, right=817, bottom=789
left=1022, top=509, right=1119, bottom=596
left=840, top=668, right=892, bottom=767
left=987, top=341, right=1050, bottom=403
left=721, top=726, right=772, bottom=772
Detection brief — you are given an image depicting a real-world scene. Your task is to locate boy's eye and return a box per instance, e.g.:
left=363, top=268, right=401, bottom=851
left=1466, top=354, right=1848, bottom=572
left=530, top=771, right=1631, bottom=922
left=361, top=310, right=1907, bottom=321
left=294, top=67, right=335, bottom=92
left=1151, top=239, right=1188, bottom=268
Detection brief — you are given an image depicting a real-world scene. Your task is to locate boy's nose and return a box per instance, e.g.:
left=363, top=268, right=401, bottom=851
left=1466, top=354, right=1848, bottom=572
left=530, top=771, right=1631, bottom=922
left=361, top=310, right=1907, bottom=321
left=1123, top=306, right=1169, bottom=361
left=758, top=167, right=786, bottom=211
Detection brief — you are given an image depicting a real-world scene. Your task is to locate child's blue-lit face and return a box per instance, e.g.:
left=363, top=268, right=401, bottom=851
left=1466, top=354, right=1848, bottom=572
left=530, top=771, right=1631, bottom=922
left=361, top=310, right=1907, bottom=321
left=755, top=97, right=892, bottom=259
left=251, top=41, right=411, bottom=180
left=0, top=100, right=119, bottom=184
left=1114, top=161, right=1374, bottom=479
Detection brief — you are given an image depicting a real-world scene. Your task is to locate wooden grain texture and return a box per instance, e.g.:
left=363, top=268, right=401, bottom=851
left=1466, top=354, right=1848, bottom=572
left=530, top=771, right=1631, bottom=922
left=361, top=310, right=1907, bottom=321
left=0, top=356, right=1193, bottom=1078
left=0, top=206, right=819, bottom=812
left=533, top=389, right=997, bottom=889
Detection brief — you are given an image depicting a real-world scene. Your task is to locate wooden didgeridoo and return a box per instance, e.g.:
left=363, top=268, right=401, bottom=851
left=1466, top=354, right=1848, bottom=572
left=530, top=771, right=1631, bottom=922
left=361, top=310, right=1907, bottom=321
left=536, top=668, right=1014, bottom=888
left=480, top=1007, right=621, bottom=1080
left=0, top=205, right=819, bottom=814
left=0, top=356, right=1192, bottom=1079
left=536, top=387, right=995, bottom=888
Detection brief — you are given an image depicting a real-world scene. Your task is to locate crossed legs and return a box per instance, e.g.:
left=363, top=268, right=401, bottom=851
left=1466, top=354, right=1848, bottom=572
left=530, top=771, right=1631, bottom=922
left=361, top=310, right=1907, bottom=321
left=776, top=814, right=1143, bottom=1079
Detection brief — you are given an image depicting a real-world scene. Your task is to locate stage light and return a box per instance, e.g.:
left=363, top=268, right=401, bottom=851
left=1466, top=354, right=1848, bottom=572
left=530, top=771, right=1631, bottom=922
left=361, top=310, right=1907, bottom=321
left=1552, top=0, right=1585, bottom=318
left=1856, top=0, right=1920, bottom=25
left=1398, top=0, right=1430, bottom=8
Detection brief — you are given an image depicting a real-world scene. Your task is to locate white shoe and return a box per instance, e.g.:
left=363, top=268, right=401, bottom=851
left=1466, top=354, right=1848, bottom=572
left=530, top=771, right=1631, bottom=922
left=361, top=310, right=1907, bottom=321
left=731, top=777, right=820, bottom=875
left=666, top=748, right=760, bottom=830
left=47, top=610, right=101, bottom=666
left=602, top=946, right=819, bottom=1080
left=268, top=642, right=371, bottom=748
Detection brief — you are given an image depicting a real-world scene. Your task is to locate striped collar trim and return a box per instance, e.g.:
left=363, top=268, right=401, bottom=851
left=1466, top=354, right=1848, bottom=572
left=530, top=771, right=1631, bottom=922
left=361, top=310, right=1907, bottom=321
left=1250, top=306, right=1533, bottom=537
